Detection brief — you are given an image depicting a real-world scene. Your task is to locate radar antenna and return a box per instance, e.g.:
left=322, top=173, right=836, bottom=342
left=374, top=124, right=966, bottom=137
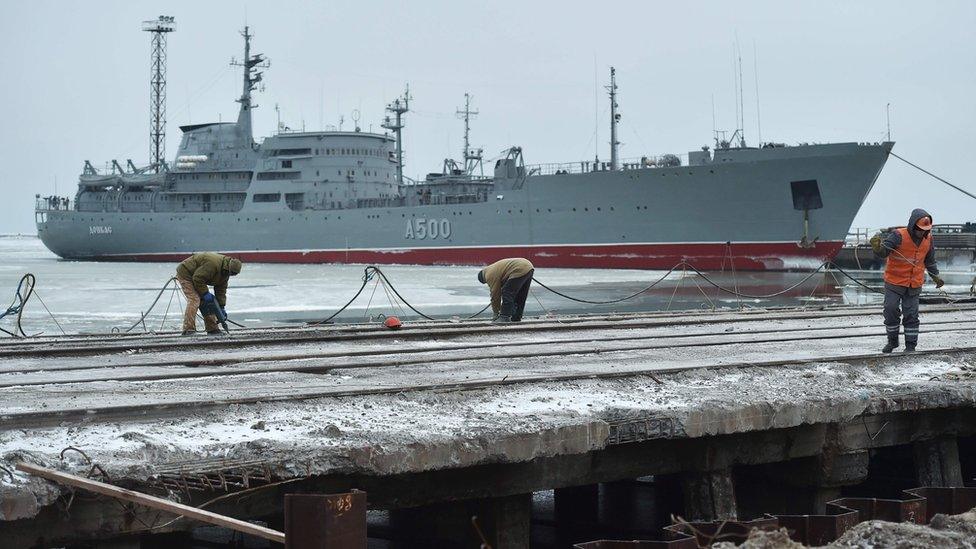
left=382, top=85, right=411, bottom=184
left=456, top=93, right=484, bottom=176
left=142, top=15, right=176, bottom=173
left=607, top=67, right=621, bottom=170
left=230, top=26, right=270, bottom=146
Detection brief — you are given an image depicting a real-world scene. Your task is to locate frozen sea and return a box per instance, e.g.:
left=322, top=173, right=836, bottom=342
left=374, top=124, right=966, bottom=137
left=0, top=235, right=971, bottom=336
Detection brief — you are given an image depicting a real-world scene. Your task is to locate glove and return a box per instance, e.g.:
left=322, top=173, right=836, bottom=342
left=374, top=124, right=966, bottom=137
left=202, top=292, right=215, bottom=303
left=869, top=234, right=883, bottom=255
left=930, top=274, right=945, bottom=289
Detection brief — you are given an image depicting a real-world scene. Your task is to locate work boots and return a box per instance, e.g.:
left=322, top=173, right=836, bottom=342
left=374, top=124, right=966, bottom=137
left=904, top=343, right=917, bottom=353
left=492, top=315, right=513, bottom=324
left=882, top=337, right=899, bottom=353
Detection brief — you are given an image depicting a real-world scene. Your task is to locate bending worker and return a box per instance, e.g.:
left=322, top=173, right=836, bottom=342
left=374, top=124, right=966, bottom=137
left=176, top=252, right=243, bottom=335
left=870, top=208, right=944, bottom=353
left=478, top=258, right=534, bottom=323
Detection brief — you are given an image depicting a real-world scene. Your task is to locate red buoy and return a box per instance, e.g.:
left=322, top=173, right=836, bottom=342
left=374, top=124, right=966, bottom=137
left=384, top=316, right=402, bottom=330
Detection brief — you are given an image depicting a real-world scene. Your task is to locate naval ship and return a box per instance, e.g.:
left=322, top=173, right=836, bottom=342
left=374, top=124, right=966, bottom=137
left=35, top=27, right=893, bottom=270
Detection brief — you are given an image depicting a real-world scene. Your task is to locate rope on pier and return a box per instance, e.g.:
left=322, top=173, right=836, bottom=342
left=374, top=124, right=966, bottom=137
left=531, top=261, right=885, bottom=304
left=0, top=273, right=64, bottom=337
left=0, top=273, right=35, bottom=337
left=308, top=266, right=491, bottom=326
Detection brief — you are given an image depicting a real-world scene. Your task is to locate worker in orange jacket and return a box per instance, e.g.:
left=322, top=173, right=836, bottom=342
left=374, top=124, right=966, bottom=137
left=870, top=209, right=944, bottom=353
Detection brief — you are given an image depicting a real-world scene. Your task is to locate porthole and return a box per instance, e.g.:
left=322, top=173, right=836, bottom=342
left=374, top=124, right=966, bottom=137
left=584, top=207, right=588, bottom=212
left=596, top=207, right=601, bottom=211
left=573, top=208, right=577, bottom=212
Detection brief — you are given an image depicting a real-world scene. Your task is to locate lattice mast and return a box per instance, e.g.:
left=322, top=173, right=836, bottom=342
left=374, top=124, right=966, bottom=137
left=607, top=66, right=621, bottom=170
left=456, top=93, right=484, bottom=175
left=142, top=16, right=176, bottom=173
left=230, top=26, right=270, bottom=146
left=382, top=85, right=411, bottom=184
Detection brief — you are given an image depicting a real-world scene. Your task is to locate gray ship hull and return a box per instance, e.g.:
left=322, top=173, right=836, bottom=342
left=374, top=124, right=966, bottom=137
left=37, top=142, right=890, bottom=270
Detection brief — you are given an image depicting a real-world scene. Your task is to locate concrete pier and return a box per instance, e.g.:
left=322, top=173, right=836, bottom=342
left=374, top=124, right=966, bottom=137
left=1, top=303, right=974, bottom=546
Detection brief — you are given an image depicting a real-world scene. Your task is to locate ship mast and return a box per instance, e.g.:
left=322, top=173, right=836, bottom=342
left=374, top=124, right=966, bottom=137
left=142, top=16, right=176, bottom=173
left=457, top=93, right=484, bottom=176
left=382, top=85, right=411, bottom=184
left=607, top=67, right=621, bottom=170
left=230, top=26, right=269, bottom=146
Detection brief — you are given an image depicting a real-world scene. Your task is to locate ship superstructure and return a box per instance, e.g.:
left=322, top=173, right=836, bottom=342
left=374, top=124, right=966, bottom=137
left=35, top=26, right=893, bottom=270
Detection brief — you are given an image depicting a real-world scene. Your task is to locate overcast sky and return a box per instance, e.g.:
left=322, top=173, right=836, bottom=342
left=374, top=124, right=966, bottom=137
left=1, top=0, right=974, bottom=234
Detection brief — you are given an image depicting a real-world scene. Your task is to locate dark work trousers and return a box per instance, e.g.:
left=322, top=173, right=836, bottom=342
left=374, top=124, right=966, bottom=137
left=883, top=282, right=921, bottom=346
left=500, top=270, right=534, bottom=321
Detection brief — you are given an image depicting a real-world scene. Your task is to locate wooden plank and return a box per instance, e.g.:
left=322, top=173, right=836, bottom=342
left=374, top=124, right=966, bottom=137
left=15, top=462, right=286, bottom=544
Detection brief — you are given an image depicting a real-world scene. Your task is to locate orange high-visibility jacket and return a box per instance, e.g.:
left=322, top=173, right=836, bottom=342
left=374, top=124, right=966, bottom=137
left=883, top=227, right=932, bottom=288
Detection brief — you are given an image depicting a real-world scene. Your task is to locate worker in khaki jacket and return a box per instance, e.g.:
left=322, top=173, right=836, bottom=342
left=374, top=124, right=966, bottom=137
left=870, top=209, right=943, bottom=353
left=478, top=258, right=534, bottom=323
left=176, top=252, right=243, bottom=335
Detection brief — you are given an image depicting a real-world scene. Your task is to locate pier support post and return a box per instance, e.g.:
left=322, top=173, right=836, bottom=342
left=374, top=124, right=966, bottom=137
left=681, top=469, right=737, bottom=521
left=390, top=493, right=531, bottom=549
left=736, top=452, right=869, bottom=515
left=913, top=437, right=963, bottom=487
left=554, top=484, right=598, bottom=546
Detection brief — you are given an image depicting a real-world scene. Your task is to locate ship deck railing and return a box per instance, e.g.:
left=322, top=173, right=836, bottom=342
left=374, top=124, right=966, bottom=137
left=35, top=198, right=73, bottom=212
left=525, top=154, right=686, bottom=176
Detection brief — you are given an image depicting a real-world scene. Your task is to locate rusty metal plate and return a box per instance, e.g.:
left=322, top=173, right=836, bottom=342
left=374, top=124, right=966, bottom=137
left=904, top=486, right=976, bottom=522
left=285, top=491, right=367, bottom=549
left=776, top=508, right=860, bottom=546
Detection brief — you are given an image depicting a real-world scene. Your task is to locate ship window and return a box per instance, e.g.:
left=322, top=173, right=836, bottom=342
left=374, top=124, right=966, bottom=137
left=253, top=193, right=281, bottom=203
left=274, top=148, right=311, bottom=156
left=282, top=160, right=293, bottom=168
left=790, top=179, right=823, bottom=210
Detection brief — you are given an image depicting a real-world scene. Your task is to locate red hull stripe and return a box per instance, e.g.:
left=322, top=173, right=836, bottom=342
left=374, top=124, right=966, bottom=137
left=103, top=241, right=843, bottom=270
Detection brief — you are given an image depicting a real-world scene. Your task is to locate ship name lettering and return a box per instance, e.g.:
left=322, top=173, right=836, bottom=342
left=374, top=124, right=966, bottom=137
left=89, top=226, right=113, bottom=235
left=404, top=218, right=451, bottom=240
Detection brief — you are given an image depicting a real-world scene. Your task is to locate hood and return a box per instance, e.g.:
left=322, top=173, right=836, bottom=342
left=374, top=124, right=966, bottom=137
left=907, top=208, right=932, bottom=231
left=222, top=256, right=243, bottom=275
